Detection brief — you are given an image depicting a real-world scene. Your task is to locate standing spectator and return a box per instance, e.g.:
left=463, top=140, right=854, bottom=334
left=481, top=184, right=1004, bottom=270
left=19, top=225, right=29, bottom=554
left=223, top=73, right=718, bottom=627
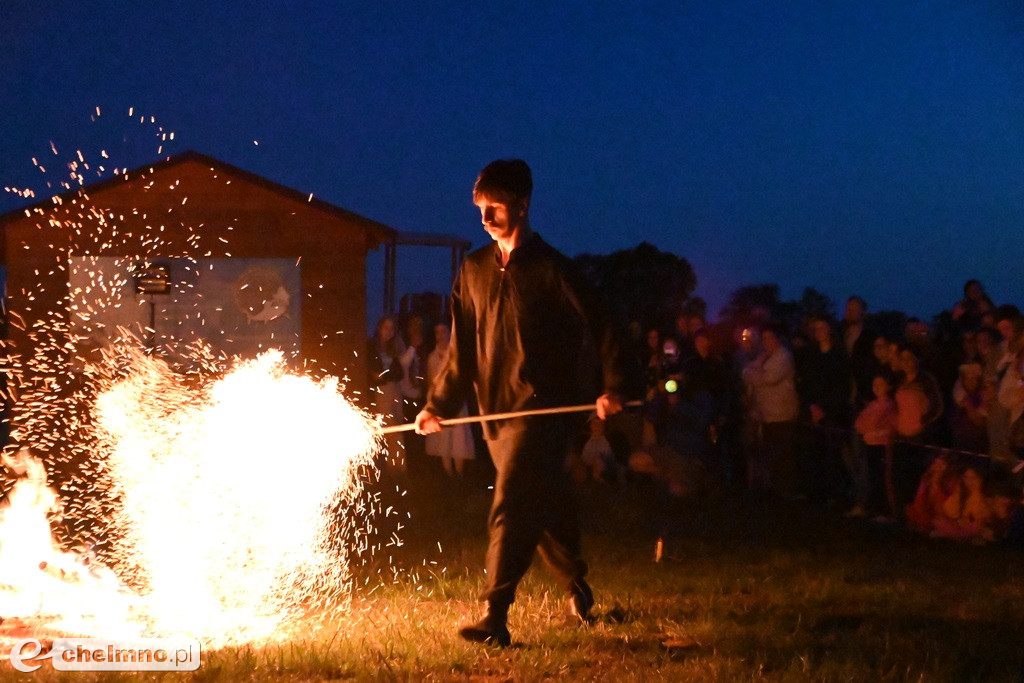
left=952, top=279, right=996, bottom=332
left=904, top=318, right=940, bottom=377
left=400, top=315, right=428, bottom=462
left=949, top=363, right=989, bottom=454
left=854, top=374, right=898, bottom=519
left=742, top=325, right=800, bottom=498
left=682, top=329, right=729, bottom=480
left=991, top=310, right=1024, bottom=461
left=369, top=315, right=406, bottom=472
left=976, top=326, right=1001, bottom=382
left=642, top=327, right=662, bottom=400
left=729, top=326, right=765, bottom=490
left=871, top=334, right=899, bottom=386
left=892, top=345, right=944, bottom=506
left=797, top=317, right=851, bottom=504
left=997, top=340, right=1024, bottom=460
left=841, top=296, right=876, bottom=407
left=673, top=314, right=696, bottom=362
left=424, top=323, right=475, bottom=477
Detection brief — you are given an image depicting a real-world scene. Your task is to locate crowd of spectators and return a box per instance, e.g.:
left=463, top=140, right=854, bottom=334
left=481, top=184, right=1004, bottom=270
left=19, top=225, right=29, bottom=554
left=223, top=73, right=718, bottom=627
left=572, top=280, right=1024, bottom=547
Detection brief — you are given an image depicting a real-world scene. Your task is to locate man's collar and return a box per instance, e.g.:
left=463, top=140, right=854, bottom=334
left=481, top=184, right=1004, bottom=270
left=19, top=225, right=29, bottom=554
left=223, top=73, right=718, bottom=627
left=492, top=231, right=541, bottom=265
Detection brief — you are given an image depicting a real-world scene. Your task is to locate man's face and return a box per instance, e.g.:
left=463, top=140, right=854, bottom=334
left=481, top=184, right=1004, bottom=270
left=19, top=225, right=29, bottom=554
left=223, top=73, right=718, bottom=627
left=475, top=195, right=525, bottom=242
left=812, top=320, right=831, bottom=345
left=844, top=299, right=864, bottom=323
left=694, top=335, right=710, bottom=358
left=873, top=337, right=889, bottom=362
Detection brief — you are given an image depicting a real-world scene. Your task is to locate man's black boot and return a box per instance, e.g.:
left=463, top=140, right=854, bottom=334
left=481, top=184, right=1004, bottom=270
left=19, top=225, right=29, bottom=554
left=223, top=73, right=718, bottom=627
left=568, top=579, right=595, bottom=623
left=459, top=604, right=511, bottom=647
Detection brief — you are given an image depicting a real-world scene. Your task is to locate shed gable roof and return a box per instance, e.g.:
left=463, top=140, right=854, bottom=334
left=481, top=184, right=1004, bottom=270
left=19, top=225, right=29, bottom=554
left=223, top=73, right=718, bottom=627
left=0, top=150, right=397, bottom=247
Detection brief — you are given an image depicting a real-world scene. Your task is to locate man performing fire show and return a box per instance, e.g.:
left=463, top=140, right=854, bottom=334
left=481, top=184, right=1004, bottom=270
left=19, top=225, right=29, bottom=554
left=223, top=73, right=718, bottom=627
left=415, top=159, right=623, bottom=647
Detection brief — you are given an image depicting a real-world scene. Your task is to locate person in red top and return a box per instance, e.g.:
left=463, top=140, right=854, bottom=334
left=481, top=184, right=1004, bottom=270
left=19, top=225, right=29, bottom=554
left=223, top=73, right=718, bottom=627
left=854, top=374, right=899, bottom=518
left=416, top=159, right=622, bottom=647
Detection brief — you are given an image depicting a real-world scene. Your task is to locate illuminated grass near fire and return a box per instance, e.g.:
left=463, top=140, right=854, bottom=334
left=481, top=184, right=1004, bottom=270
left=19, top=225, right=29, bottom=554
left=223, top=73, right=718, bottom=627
left=92, top=347, right=380, bottom=644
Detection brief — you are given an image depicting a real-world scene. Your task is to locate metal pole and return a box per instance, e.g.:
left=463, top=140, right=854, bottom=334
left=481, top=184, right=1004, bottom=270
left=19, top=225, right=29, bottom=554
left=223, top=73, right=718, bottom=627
left=379, top=400, right=642, bottom=435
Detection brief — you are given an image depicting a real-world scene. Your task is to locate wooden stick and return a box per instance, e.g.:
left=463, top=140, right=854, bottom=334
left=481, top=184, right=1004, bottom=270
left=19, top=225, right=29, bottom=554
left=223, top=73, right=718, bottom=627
left=379, top=400, right=643, bottom=435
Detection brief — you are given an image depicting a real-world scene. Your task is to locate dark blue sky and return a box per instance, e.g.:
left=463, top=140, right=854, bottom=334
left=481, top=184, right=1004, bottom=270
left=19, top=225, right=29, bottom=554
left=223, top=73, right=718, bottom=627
left=2, top=1, right=1023, bottom=320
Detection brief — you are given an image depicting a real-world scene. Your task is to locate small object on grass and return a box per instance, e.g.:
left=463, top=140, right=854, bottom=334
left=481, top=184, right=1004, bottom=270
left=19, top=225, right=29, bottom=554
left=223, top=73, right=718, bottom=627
left=605, top=604, right=627, bottom=623
left=661, top=635, right=701, bottom=651
left=654, top=537, right=664, bottom=563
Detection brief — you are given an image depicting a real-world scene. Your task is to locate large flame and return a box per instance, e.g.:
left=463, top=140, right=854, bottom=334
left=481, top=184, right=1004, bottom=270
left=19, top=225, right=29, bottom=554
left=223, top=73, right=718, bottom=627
left=93, top=348, right=380, bottom=644
left=0, top=348, right=380, bottom=647
left=0, top=114, right=386, bottom=648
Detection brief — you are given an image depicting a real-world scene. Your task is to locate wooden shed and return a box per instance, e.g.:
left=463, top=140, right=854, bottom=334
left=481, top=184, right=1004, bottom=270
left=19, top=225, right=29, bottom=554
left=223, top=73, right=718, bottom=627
left=0, top=150, right=395, bottom=398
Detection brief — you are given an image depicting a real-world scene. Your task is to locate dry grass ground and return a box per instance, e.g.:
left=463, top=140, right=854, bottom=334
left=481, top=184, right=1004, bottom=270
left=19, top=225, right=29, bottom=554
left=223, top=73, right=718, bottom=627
left=7, top=465, right=1024, bottom=682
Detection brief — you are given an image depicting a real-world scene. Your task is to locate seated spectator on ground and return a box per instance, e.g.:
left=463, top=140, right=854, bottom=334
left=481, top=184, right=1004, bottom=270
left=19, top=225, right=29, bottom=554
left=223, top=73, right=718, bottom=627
left=985, top=475, right=1024, bottom=543
left=576, top=414, right=619, bottom=484
left=905, top=455, right=957, bottom=534
left=931, top=466, right=996, bottom=543
left=644, top=366, right=717, bottom=475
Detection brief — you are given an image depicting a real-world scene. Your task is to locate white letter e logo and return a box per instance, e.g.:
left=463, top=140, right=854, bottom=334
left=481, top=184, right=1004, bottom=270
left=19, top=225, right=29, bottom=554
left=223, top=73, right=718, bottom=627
left=10, top=638, right=53, bottom=673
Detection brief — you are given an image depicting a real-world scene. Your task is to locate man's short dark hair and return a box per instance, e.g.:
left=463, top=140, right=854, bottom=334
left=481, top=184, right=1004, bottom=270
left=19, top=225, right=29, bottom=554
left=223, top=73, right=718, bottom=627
left=474, top=159, right=533, bottom=205
left=847, top=295, right=867, bottom=310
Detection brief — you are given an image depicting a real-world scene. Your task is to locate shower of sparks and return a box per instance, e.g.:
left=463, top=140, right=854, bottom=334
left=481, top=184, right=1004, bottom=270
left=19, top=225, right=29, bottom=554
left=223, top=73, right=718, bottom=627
left=92, top=346, right=379, bottom=644
left=0, top=109, right=389, bottom=647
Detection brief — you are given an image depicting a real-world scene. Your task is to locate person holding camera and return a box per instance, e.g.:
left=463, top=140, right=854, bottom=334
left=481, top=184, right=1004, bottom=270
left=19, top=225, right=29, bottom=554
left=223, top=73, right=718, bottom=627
left=742, top=325, right=800, bottom=499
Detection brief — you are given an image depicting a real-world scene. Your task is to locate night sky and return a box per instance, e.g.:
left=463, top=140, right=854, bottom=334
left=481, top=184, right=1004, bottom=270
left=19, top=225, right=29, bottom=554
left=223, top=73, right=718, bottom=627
left=2, top=1, right=1023, bottom=321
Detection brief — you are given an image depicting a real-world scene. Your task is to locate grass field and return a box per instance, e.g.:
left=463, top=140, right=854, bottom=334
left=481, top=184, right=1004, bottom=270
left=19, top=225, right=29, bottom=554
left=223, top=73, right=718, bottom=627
left=11, top=466, right=1024, bottom=681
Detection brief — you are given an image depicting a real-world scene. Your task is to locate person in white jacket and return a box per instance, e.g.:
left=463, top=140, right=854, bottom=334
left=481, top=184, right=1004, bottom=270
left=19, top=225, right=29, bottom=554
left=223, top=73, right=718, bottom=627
left=742, top=325, right=800, bottom=497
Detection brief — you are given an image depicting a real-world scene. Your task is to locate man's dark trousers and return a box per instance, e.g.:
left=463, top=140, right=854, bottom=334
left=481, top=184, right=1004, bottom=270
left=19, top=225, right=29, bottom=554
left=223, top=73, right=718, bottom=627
left=481, top=416, right=587, bottom=608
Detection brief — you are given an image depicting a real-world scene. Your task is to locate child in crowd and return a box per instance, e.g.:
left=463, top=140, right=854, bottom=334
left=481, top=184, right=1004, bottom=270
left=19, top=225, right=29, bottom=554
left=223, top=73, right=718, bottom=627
left=905, top=456, right=957, bottom=534
left=577, top=414, right=619, bottom=483
left=931, top=466, right=995, bottom=543
left=854, top=374, right=898, bottom=519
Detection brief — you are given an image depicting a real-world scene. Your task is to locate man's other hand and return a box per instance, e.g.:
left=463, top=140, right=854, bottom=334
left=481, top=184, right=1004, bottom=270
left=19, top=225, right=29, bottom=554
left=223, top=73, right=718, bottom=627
left=415, top=408, right=443, bottom=435
left=595, top=393, right=623, bottom=420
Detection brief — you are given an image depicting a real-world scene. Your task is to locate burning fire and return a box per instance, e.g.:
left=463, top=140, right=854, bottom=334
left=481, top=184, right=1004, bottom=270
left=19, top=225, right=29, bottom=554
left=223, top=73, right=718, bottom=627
left=0, top=111, right=387, bottom=649
left=1, top=348, right=380, bottom=647
left=93, top=347, right=380, bottom=644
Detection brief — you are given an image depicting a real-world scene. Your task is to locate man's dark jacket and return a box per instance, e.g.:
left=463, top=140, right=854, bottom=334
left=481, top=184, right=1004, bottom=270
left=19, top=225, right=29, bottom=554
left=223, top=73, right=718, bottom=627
left=426, top=233, right=621, bottom=439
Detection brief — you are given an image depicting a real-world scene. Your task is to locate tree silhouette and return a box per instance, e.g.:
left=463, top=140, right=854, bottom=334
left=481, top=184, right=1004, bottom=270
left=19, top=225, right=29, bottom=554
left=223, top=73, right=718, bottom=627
left=574, top=242, right=698, bottom=332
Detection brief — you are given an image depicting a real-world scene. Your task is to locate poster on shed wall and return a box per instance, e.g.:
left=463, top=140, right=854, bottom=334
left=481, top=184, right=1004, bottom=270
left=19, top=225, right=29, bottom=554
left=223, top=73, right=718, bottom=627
left=68, top=256, right=301, bottom=368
